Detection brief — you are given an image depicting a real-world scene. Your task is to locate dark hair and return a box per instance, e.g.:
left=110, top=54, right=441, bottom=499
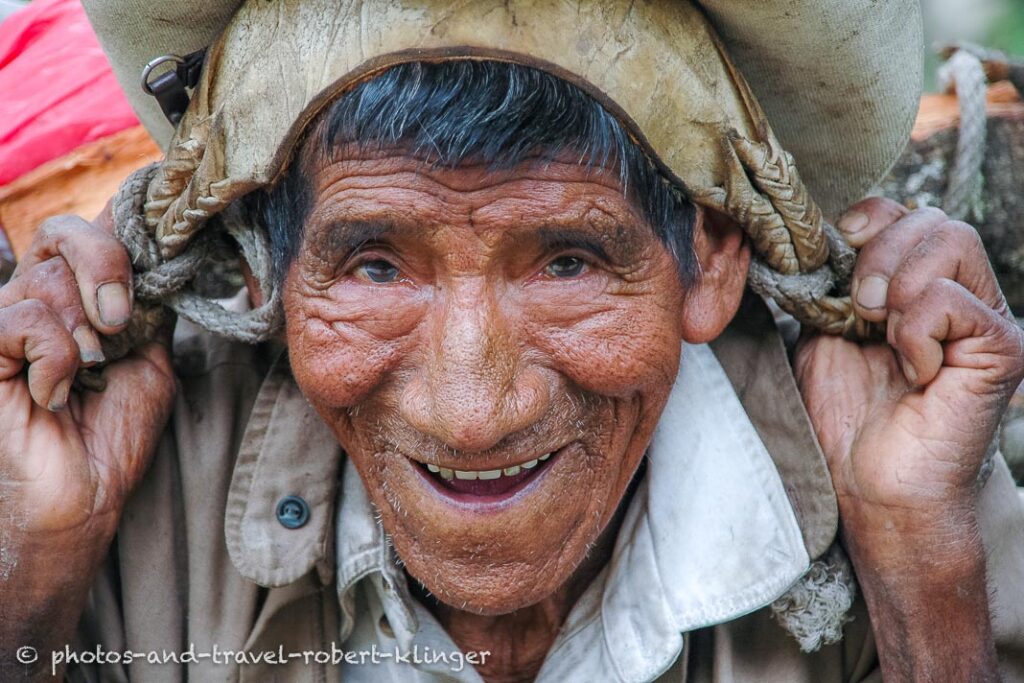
left=250, top=60, right=697, bottom=284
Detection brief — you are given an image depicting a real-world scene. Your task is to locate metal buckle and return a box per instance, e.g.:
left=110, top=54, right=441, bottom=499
left=140, top=49, right=207, bottom=126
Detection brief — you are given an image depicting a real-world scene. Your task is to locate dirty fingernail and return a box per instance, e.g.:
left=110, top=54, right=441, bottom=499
left=73, top=326, right=106, bottom=365
left=837, top=211, right=869, bottom=236
left=97, top=282, right=131, bottom=327
left=48, top=377, right=72, bottom=412
left=856, top=276, right=889, bottom=310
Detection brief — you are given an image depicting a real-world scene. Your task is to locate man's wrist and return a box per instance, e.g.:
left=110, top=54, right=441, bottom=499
left=837, top=491, right=981, bottom=573
left=839, top=494, right=998, bottom=682
left=0, top=521, right=117, bottom=680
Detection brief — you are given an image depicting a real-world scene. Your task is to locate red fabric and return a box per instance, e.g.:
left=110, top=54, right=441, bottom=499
left=0, top=0, right=139, bottom=186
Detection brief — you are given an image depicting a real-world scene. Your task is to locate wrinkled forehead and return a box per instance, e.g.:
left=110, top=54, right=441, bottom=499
left=259, top=64, right=695, bottom=284
left=292, top=61, right=642, bottom=187
left=147, top=0, right=758, bottom=258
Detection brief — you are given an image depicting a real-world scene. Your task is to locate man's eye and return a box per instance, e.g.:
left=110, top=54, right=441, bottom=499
left=545, top=256, right=586, bottom=279
left=358, top=259, right=400, bottom=283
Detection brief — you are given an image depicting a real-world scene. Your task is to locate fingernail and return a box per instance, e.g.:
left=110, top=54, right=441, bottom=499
left=856, top=276, right=889, bottom=310
left=48, top=377, right=72, bottom=412
left=73, top=326, right=106, bottom=365
left=902, top=359, right=918, bottom=385
left=837, top=211, right=869, bottom=236
left=97, top=282, right=131, bottom=327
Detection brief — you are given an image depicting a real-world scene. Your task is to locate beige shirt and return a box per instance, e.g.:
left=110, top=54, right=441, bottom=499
left=67, top=295, right=1024, bottom=682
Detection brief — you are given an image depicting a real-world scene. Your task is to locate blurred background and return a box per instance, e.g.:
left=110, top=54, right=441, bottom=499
left=924, top=0, right=1024, bottom=88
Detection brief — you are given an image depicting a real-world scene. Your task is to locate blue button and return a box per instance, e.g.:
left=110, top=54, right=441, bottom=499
left=276, top=495, right=310, bottom=529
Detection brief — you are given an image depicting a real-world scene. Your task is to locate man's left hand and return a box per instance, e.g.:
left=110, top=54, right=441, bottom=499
left=797, top=197, right=1023, bottom=517
left=794, top=197, right=1023, bottom=682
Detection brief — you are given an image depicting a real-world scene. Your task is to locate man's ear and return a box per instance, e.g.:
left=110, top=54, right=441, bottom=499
left=679, top=207, right=751, bottom=344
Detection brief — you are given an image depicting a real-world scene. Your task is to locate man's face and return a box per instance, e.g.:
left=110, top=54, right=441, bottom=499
left=282, top=145, right=692, bottom=614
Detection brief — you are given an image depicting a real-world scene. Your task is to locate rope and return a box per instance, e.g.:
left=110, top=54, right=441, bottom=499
left=98, top=164, right=283, bottom=364
left=938, top=48, right=988, bottom=223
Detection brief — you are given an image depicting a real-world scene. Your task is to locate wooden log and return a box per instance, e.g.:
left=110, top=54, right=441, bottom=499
left=0, top=126, right=162, bottom=259
left=878, top=81, right=1024, bottom=311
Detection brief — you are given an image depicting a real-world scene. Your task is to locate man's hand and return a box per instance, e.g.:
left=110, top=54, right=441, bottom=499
left=795, top=197, right=1024, bottom=682
left=0, top=212, right=175, bottom=680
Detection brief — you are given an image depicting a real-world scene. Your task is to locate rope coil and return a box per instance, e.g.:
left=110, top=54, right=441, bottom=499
left=99, top=163, right=283, bottom=362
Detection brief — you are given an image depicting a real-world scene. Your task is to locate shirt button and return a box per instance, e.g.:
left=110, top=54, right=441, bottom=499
left=379, top=615, right=395, bottom=639
left=276, top=495, right=310, bottom=529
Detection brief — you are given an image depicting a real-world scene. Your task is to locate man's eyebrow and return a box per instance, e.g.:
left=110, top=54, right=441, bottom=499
left=536, top=225, right=640, bottom=262
left=317, top=220, right=397, bottom=255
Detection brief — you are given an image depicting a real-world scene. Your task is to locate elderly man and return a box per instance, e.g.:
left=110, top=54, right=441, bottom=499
left=2, top=0, right=1024, bottom=681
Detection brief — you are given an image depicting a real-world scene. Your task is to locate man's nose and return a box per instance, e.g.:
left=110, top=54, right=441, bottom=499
left=400, top=288, right=550, bottom=452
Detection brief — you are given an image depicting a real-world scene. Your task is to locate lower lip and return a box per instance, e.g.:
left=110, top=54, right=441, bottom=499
left=411, top=448, right=565, bottom=509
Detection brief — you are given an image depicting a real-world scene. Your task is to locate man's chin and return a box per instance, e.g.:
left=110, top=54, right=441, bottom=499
left=358, top=440, right=630, bottom=614
left=401, top=548, right=590, bottom=617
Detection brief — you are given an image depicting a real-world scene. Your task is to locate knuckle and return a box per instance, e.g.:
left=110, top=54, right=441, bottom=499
left=25, top=259, right=78, bottom=298
left=852, top=242, right=885, bottom=275
left=938, top=219, right=982, bottom=248
left=886, top=273, right=917, bottom=310
left=33, top=217, right=63, bottom=242
left=2, top=299, right=54, bottom=331
left=34, top=214, right=80, bottom=242
left=911, top=206, right=949, bottom=223
left=924, top=277, right=960, bottom=302
left=992, top=324, right=1024, bottom=378
left=33, top=256, right=70, bottom=280
left=17, top=298, right=52, bottom=319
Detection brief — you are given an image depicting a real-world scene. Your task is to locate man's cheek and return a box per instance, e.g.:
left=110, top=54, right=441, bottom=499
left=527, top=311, right=682, bottom=397
left=285, top=310, right=408, bottom=408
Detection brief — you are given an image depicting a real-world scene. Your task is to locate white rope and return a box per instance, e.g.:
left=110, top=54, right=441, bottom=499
left=938, top=49, right=988, bottom=223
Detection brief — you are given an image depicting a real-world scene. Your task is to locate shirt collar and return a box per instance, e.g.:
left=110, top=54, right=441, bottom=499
left=330, top=342, right=813, bottom=681
left=224, top=351, right=343, bottom=588
left=593, top=342, right=810, bottom=682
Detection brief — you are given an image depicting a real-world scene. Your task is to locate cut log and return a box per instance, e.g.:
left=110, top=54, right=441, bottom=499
left=0, top=126, right=162, bottom=258
left=879, top=81, right=1024, bottom=311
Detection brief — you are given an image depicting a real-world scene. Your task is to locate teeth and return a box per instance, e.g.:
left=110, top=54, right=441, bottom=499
left=428, top=451, right=558, bottom=481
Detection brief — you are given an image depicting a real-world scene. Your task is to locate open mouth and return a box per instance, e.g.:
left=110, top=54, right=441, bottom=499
left=412, top=448, right=562, bottom=499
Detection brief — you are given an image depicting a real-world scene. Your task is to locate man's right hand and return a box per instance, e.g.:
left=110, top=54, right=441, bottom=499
left=0, top=212, right=175, bottom=679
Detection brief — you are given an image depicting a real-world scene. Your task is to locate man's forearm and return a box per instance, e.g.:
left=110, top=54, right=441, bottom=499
left=843, top=501, right=998, bottom=683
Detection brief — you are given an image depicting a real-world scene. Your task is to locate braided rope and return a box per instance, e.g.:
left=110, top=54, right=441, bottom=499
left=938, top=49, right=988, bottom=223
left=98, top=164, right=283, bottom=363
left=695, top=133, right=874, bottom=339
